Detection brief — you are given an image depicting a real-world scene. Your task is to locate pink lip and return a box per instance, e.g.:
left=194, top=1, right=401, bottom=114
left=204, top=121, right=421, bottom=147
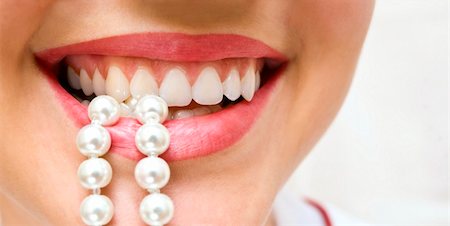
left=36, top=33, right=287, bottom=65
left=36, top=33, right=287, bottom=162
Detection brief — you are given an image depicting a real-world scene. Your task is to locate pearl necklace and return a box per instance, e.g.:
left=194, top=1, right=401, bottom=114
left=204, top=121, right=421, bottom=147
left=76, top=95, right=174, bottom=226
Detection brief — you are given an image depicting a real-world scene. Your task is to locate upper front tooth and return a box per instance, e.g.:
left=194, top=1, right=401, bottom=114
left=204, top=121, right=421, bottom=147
left=159, top=68, right=192, bottom=107
left=241, top=66, right=256, bottom=101
left=222, top=68, right=241, bottom=101
left=67, top=66, right=81, bottom=90
left=192, top=67, right=223, bottom=105
left=79, top=69, right=94, bottom=96
left=130, top=68, right=158, bottom=98
left=106, top=66, right=130, bottom=102
left=92, top=68, right=106, bottom=96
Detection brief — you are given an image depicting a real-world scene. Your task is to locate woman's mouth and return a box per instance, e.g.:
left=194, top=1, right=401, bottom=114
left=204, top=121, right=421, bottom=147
left=35, top=33, right=287, bottom=162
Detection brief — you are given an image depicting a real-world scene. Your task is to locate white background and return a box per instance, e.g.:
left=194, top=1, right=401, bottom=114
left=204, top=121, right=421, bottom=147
left=287, top=0, right=449, bottom=225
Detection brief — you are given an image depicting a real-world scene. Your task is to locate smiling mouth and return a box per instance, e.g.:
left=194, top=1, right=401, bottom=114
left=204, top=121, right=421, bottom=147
left=35, top=33, right=287, bottom=161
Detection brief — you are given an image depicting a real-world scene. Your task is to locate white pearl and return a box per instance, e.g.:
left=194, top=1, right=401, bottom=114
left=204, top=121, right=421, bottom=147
left=139, top=193, right=174, bottom=225
left=78, top=158, right=112, bottom=189
left=135, top=157, right=170, bottom=190
left=77, top=124, right=111, bottom=157
left=88, top=95, right=120, bottom=126
left=135, top=123, right=170, bottom=156
left=135, top=95, right=169, bottom=124
left=80, top=195, right=114, bottom=226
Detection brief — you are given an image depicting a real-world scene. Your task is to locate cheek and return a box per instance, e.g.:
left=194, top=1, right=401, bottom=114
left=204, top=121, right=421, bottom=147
left=286, top=0, right=375, bottom=51
left=0, top=0, right=55, bottom=62
left=0, top=0, right=57, bottom=105
left=311, top=0, right=374, bottom=42
left=284, top=0, right=375, bottom=92
left=270, top=0, right=374, bottom=164
left=0, top=56, right=82, bottom=223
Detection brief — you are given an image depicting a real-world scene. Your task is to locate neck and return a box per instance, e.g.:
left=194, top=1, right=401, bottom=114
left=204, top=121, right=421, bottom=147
left=265, top=212, right=277, bottom=226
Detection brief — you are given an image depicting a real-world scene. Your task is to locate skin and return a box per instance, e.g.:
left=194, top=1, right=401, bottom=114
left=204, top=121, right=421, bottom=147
left=0, top=0, right=374, bottom=225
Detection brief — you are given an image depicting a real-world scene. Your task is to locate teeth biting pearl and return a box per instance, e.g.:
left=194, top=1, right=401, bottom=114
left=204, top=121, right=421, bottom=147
left=159, top=68, right=192, bottom=107
left=106, top=66, right=130, bottom=102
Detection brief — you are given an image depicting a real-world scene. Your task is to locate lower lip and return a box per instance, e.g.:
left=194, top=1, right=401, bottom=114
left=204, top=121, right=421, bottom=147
left=45, top=69, right=283, bottom=162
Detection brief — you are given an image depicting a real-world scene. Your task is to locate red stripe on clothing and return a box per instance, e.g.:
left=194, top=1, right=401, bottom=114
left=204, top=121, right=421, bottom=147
left=305, top=198, right=333, bottom=226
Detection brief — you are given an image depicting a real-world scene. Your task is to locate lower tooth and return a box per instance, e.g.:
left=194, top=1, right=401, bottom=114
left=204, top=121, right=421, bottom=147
left=209, top=105, right=222, bottom=113
left=171, top=110, right=194, bottom=120
left=124, top=97, right=138, bottom=112
left=120, top=103, right=132, bottom=117
left=81, top=100, right=90, bottom=107
left=193, top=106, right=211, bottom=116
left=170, top=105, right=221, bottom=120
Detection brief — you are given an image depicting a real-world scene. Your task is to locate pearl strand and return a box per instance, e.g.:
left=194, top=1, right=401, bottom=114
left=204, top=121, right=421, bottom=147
left=76, top=95, right=121, bottom=226
left=133, top=95, right=174, bottom=225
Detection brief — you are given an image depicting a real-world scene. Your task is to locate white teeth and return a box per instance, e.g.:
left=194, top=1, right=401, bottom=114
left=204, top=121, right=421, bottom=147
left=209, top=104, right=222, bottom=113
left=70, top=60, right=263, bottom=118
left=241, top=66, right=256, bottom=101
left=81, top=100, right=90, bottom=107
left=192, top=106, right=211, bottom=116
left=171, top=109, right=194, bottom=120
left=159, top=68, right=192, bottom=107
left=120, top=102, right=132, bottom=117
left=130, top=68, right=158, bottom=98
left=92, top=68, right=106, bottom=96
left=106, top=66, right=130, bottom=102
left=222, top=68, right=241, bottom=101
left=79, top=69, right=94, bottom=96
left=192, top=67, right=223, bottom=105
left=67, top=67, right=81, bottom=90
left=170, top=105, right=221, bottom=120
left=255, top=71, right=261, bottom=90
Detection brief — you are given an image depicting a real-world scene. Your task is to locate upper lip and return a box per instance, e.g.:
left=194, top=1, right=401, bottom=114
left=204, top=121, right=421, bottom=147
left=34, top=32, right=287, bottom=162
left=35, top=32, right=287, bottom=66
